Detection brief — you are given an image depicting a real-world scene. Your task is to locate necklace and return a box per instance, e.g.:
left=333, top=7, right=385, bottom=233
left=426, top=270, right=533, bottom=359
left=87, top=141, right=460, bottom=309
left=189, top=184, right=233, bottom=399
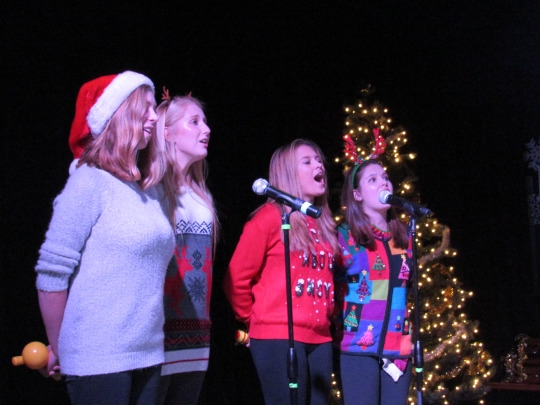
left=370, top=223, right=391, bottom=241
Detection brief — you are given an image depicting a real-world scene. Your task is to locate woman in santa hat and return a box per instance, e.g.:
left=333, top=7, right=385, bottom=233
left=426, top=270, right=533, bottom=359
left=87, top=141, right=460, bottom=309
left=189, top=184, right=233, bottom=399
left=35, top=71, right=176, bottom=404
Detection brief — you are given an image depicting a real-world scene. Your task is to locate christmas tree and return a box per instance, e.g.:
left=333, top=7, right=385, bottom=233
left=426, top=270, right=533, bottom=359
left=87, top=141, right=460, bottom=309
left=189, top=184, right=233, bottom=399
left=330, top=87, right=495, bottom=404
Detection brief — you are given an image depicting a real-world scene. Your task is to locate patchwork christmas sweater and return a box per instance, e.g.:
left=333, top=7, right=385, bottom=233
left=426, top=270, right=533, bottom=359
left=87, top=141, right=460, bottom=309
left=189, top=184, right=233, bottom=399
left=335, top=224, right=413, bottom=359
left=224, top=203, right=335, bottom=344
left=162, top=187, right=213, bottom=376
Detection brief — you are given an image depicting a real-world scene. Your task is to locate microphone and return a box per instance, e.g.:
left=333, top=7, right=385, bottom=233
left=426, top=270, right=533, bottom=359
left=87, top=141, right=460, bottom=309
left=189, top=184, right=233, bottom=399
left=378, top=190, right=433, bottom=217
left=252, top=178, right=322, bottom=218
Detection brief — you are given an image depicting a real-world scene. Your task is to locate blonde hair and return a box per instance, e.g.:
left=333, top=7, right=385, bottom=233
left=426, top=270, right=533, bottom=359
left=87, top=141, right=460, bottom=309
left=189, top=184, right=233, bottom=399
left=265, top=139, right=339, bottom=255
left=78, top=85, right=165, bottom=188
left=156, top=95, right=219, bottom=248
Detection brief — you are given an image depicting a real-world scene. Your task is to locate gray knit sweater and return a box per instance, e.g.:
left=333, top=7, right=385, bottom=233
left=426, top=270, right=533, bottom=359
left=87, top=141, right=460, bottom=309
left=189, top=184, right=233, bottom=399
left=36, top=164, right=175, bottom=376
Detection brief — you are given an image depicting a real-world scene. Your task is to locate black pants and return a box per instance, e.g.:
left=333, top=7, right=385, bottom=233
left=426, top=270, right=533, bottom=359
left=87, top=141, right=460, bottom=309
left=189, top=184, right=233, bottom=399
left=250, top=339, right=333, bottom=405
left=340, top=355, right=411, bottom=405
left=65, top=365, right=161, bottom=405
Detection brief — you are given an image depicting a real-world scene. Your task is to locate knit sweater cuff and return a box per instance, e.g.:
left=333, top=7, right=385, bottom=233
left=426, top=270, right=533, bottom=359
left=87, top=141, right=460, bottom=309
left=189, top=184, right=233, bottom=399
left=36, top=242, right=81, bottom=291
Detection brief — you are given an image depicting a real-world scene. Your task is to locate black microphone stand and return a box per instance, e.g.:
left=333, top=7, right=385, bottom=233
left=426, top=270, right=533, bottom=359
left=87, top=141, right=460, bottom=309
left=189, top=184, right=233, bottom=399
left=409, top=215, right=424, bottom=405
left=280, top=205, right=299, bottom=405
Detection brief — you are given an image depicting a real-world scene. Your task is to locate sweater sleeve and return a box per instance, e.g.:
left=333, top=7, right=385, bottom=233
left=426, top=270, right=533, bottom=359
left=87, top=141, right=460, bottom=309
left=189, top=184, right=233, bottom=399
left=35, top=166, right=105, bottom=292
left=224, top=204, right=280, bottom=327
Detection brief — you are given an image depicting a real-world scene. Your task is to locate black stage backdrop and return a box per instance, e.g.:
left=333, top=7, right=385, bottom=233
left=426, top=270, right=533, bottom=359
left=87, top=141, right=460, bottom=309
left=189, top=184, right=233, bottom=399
left=2, top=2, right=540, bottom=404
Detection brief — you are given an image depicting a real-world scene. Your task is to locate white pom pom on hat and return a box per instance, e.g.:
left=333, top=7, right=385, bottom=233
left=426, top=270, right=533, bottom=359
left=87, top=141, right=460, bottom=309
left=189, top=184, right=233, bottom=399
left=68, top=71, right=154, bottom=159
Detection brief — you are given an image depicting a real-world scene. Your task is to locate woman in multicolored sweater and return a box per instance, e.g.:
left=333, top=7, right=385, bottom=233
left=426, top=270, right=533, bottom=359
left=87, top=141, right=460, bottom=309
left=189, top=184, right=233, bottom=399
left=224, top=139, right=340, bottom=405
left=336, top=159, right=413, bottom=405
left=155, top=91, right=218, bottom=405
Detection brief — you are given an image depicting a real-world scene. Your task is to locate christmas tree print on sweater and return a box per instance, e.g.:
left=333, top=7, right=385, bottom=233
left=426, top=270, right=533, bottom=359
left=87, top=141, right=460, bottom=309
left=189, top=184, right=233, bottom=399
left=372, top=254, right=386, bottom=276
left=344, top=305, right=359, bottom=332
left=357, top=324, right=375, bottom=350
left=398, top=254, right=410, bottom=280
left=357, top=270, right=371, bottom=302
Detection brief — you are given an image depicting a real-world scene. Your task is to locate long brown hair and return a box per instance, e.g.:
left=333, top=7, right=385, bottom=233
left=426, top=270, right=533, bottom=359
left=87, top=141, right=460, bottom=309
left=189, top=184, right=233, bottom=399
left=78, top=85, right=165, bottom=188
left=341, top=159, right=408, bottom=250
left=263, top=139, right=339, bottom=256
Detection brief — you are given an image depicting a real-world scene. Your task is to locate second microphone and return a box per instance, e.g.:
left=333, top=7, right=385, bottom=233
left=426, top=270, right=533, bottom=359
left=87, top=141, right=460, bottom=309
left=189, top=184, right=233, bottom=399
left=252, top=178, right=322, bottom=218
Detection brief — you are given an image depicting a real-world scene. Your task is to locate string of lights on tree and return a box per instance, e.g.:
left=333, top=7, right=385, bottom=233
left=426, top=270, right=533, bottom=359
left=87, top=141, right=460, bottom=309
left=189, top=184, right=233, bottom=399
left=329, top=87, right=495, bottom=405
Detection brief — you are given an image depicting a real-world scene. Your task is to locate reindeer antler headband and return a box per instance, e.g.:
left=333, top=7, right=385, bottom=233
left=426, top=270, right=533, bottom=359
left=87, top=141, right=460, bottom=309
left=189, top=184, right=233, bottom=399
left=161, top=87, right=193, bottom=103
left=344, top=128, right=387, bottom=187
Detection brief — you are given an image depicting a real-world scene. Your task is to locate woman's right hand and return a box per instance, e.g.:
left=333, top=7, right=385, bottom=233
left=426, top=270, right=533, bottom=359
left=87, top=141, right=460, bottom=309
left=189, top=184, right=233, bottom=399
left=39, top=345, right=62, bottom=381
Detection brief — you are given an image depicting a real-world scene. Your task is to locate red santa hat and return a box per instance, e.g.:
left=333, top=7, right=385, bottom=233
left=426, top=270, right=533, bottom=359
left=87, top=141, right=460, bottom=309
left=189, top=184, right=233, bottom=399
left=68, top=71, right=154, bottom=159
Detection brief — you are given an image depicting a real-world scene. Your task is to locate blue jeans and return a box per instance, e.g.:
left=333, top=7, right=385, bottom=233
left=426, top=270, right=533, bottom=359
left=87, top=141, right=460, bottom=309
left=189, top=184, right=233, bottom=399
left=65, top=365, right=161, bottom=405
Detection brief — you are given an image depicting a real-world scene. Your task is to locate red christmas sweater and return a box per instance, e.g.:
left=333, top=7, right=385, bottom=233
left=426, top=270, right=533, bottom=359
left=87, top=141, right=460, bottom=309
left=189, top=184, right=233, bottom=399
left=224, top=203, right=335, bottom=344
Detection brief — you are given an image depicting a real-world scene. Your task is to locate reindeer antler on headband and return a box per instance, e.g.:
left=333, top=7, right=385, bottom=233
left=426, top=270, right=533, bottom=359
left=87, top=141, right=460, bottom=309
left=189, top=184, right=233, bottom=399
left=343, top=133, right=359, bottom=164
left=371, top=128, right=387, bottom=158
left=344, top=128, right=387, bottom=186
left=161, top=86, right=171, bottom=102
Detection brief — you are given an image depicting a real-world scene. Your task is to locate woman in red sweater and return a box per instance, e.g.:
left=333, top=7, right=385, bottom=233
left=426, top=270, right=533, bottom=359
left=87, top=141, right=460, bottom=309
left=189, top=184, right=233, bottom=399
left=224, top=138, right=340, bottom=405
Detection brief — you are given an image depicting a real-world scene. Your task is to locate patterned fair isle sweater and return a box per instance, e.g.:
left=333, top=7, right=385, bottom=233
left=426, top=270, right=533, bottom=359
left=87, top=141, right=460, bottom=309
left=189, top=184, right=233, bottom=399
left=224, top=203, right=335, bottom=344
left=162, top=186, right=213, bottom=376
left=35, top=165, right=175, bottom=376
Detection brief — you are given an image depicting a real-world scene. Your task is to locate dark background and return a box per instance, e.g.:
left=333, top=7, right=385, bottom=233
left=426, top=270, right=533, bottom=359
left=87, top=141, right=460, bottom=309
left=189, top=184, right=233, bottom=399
left=2, top=2, right=540, bottom=404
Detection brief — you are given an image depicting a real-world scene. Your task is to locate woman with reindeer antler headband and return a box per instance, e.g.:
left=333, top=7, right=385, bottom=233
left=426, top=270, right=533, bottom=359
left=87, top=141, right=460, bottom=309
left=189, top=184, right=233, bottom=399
left=335, top=130, right=413, bottom=405
left=154, top=88, right=219, bottom=405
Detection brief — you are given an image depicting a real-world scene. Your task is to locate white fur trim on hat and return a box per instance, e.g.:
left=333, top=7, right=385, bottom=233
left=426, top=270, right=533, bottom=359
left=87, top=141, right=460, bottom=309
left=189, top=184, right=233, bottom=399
left=87, top=71, right=154, bottom=136
left=68, top=159, right=80, bottom=176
